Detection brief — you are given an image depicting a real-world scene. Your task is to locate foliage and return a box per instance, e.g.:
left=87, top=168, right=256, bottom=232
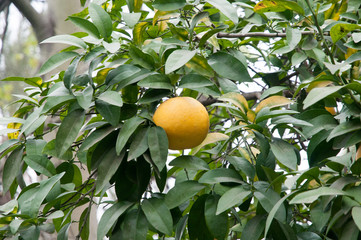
left=1, top=0, right=361, bottom=239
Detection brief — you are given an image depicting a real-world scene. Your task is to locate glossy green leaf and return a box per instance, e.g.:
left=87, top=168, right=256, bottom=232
left=270, top=138, right=298, bottom=170
left=79, top=125, right=115, bottom=151
left=204, top=195, right=228, bottom=240
left=129, top=45, right=155, bottom=69
left=169, top=155, right=210, bottom=170
left=128, top=127, right=149, bottom=160
left=206, top=0, right=238, bottom=24
left=142, top=198, right=173, bottom=236
left=179, top=74, right=214, bottom=89
left=55, top=109, right=85, bottom=157
left=198, top=168, right=243, bottom=184
left=97, top=202, right=133, bottom=240
left=226, top=156, right=255, bottom=178
left=96, top=147, right=125, bottom=194
left=57, top=223, right=71, bottom=240
left=148, top=126, right=168, bottom=172
left=2, top=147, right=23, bottom=193
left=303, top=86, right=343, bottom=109
left=165, top=180, right=206, bottom=209
left=18, top=172, right=64, bottom=218
left=68, top=16, right=100, bottom=38
left=165, top=50, right=196, bottom=74
left=38, top=51, right=79, bottom=76
left=105, top=65, right=141, bottom=86
left=175, top=214, right=188, bottom=240
left=117, top=209, right=148, bottom=240
left=89, top=3, right=113, bottom=38
left=116, top=116, right=144, bottom=155
left=41, top=34, right=87, bottom=49
left=98, top=91, right=123, bottom=107
left=208, top=52, right=251, bottom=82
left=24, top=155, right=57, bottom=177
left=326, top=120, right=361, bottom=142
left=216, top=186, right=252, bottom=214
left=188, top=195, right=213, bottom=240
left=63, top=56, right=81, bottom=89
left=352, top=207, right=361, bottom=231
left=153, top=0, right=187, bottom=11
left=75, top=85, right=93, bottom=110
left=138, top=74, right=173, bottom=90
left=254, top=182, right=286, bottom=222
left=95, top=100, right=121, bottom=126
left=240, top=215, right=266, bottom=240
left=290, top=187, right=346, bottom=204
left=122, top=12, right=142, bottom=28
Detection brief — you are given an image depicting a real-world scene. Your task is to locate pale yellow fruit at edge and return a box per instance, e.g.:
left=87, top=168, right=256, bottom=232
left=153, top=97, right=210, bottom=150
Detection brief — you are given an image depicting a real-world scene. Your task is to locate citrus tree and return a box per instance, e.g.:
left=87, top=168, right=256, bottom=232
left=1, top=0, right=361, bottom=239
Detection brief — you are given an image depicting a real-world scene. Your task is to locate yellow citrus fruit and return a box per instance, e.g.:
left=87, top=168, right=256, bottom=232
left=153, top=97, right=209, bottom=150
left=356, top=144, right=361, bottom=160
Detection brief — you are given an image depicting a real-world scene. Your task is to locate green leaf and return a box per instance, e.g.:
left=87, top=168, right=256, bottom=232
left=142, top=198, right=173, bottom=236
left=95, top=100, right=121, bottom=126
left=148, top=126, right=168, bottom=172
left=326, top=120, right=361, bottom=142
left=128, top=127, right=149, bottom=160
left=240, top=215, right=266, bottom=240
left=105, top=65, right=141, bottom=86
left=2, top=147, right=23, bottom=193
left=165, top=50, right=196, bottom=74
left=97, top=202, right=133, bottom=240
left=216, top=186, right=252, bottom=214
left=57, top=223, right=71, bottom=240
left=153, top=0, right=187, bottom=11
left=303, top=86, right=343, bottom=109
left=116, top=116, right=144, bottom=155
left=38, top=51, right=79, bottom=76
left=289, top=187, right=346, bottom=204
left=0, top=199, right=18, bottom=214
left=75, top=85, right=93, bottom=110
left=63, top=56, right=81, bottom=89
left=188, top=195, right=213, bottom=239
left=18, top=172, right=65, bottom=218
left=122, top=12, right=142, bottom=28
left=352, top=207, right=361, bottom=231
left=165, top=180, right=206, bottom=209
left=169, top=155, right=210, bottom=171
left=206, top=0, right=239, bottom=24
left=78, top=208, right=90, bottom=240
left=138, top=74, right=173, bottom=90
left=204, top=195, right=228, bottom=240
left=226, top=156, right=255, bottom=179
left=80, top=125, right=115, bottom=151
left=175, top=215, right=188, bottom=240
left=199, top=27, right=226, bottom=48
left=41, top=34, right=87, bottom=49
left=89, top=3, right=113, bottom=38
left=96, top=147, right=125, bottom=194
left=117, top=209, right=148, bottom=240
left=68, top=16, right=100, bottom=38
left=129, top=45, right=155, bottom=69
left=189, top=12, right=209, bottom=39
left=254, top=182, right=286, bottom=222
left=24, top=155, right=57, bottom=177
left=179, top=74, right=214, bottom=89
left=331, top=23, right=361, bottom=43
left=55, top=109, right=85, bottom=157
left=208, top=52, right=251, bottom=82
left=98, top=90, right=123, bottom=107
left=198, top=168, right=243, bottom=184
left=270, top=138, right=298, bottom=170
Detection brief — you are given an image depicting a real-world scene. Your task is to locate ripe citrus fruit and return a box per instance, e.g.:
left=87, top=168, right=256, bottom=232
left=325, top=107, right=336, bottom=115
left=153, top=97, right=209, bottom=150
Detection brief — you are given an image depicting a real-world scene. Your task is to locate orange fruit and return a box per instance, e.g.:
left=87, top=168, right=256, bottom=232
left=153, top=97, right=209, bottom=150
left=356, top=144, right=361, bottom=160
left=325, top=107, right=336, bottom=115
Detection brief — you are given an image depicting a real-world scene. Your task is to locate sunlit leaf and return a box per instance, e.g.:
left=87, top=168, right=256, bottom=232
left=330, top=23, right=361, bottom=43
left=192, top=132, right=229, bottom=154
left=206, top=0, right=239, bottom=24
left=219, top=92, right=249, bottom=113
left=165, top=50, right=196, bottom=74
left=255, top=96, right=293, bottom=113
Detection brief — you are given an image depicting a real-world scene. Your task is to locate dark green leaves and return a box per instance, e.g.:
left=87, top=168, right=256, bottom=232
left=142, top=198, right=173, bottom=236
left=148, top=126, right=168, bottom=172
left=116, top=116, right=144, bottom=155
left=97, top=202, right=133, bottom=240
left=165, top=181, right=206, bottom=209
left=55, top=109, right=85, bottom=157
left=38, top=52, right=79, bottom=75
left=2, top=147, right=24, bottom=193
left=89, top=3, right=113, bottom=39
left=153, top=0, right=187, bottom=11
left=208, top=52, right=251, bottom=82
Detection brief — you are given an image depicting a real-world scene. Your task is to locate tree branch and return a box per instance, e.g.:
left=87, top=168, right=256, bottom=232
left=10, top=0, right=55, bottom=42
left=217, top=31, right=317, bottom=39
